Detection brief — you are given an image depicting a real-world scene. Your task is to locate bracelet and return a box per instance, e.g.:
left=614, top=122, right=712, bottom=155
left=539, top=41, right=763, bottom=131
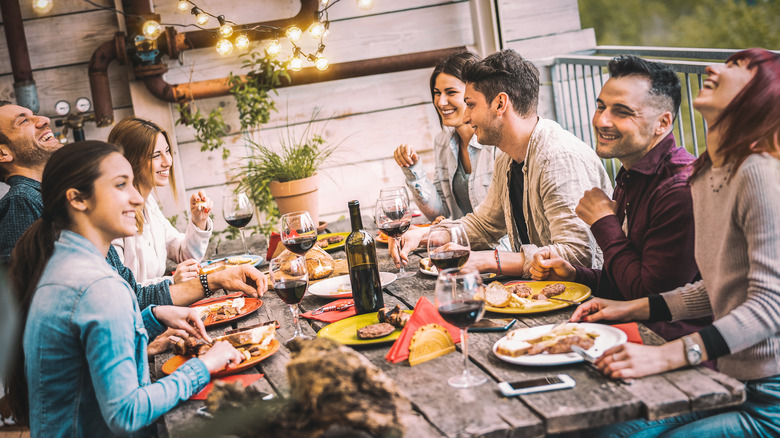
left=494, top=249, right=502, bottom=276
left=200, top=274, right=213, bottom=298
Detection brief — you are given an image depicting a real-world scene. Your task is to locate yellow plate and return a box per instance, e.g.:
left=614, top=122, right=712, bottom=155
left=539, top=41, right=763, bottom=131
left=484, top=281, right=591, bottom=314
left=317, top=310, right=413, bottom=345
left=316, top=232, right=350, bottom=252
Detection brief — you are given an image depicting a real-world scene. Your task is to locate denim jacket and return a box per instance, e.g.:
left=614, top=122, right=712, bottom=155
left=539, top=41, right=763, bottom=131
left=24, top=230, right=210, bottom=437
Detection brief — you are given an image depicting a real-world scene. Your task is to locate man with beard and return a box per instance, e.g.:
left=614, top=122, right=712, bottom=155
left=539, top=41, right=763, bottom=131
left=392, top=50, right=612, bottom=277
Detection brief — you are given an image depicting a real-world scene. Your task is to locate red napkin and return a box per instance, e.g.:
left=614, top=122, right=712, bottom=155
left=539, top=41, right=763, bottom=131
left=190, top=374, right=264, bottom=400
left=266, top=232, right=281, bottom=261
left=386, top=297, right=461, bottom=364
left=611, top=322, right=643, bottom=344
left=301, top=299, right=356, bottom=323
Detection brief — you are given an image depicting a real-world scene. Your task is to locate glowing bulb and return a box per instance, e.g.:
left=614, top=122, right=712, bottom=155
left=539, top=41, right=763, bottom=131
left=356, top=0, right=374, bottom=10
left=235, top=33, right=250, bottom=51
left=265, top=39, right=281, bottom=56
left=142, top=20, right=163, bottom=40
left=192, top=8, right=209, bottom=25
left=176, top=0, right=189, bottom=13
left=31, top=0, right=53, bottom=14
left=308, top=21, right=326, bottom=39
left=320, top=0, right=329, bottom=6
left=286, top=26, right=302, bottom=42
left=315, top=55, right=329, bottom=71
left=219, top=23, right=233, bottom=38
left=216, top=39, right=233, bottom=56
left=289, top=56, right=304, bottom=71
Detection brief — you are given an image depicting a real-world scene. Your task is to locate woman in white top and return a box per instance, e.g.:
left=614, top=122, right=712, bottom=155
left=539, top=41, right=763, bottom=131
left=109, top=118, right=213, bottom=285
left=394, top=51, right=499, bottom=221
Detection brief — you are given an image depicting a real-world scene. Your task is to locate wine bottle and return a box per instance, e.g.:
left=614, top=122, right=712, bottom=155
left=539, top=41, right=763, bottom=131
left=345, top=200, right=384, bottom=314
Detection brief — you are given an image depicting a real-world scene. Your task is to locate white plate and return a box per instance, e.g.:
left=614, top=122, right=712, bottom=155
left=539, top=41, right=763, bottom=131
left=492, top=323, right=627, bottom=366
left=308, top=272, right=398, bottom=299
left=418, top=257, right=438, bottom=276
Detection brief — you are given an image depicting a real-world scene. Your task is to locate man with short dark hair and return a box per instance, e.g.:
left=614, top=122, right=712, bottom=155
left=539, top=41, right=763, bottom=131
left=531, top=55, right=709, bottom=342
left=393, top=49, right=612, bottom=276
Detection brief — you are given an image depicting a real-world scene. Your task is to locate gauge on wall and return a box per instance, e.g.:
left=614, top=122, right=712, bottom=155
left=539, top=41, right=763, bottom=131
left=75, top=97, right=92, bottom=113
left=54, top=100, right=70, bottom=116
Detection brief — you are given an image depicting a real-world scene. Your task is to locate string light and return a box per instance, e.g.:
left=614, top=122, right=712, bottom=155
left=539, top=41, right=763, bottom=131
left=142, top=20, right=163, bottom=40
left=216, top=38, right=234, bottom=56
left=217, top=15, right=233, bottom=38
left=31, top=0, right=53, bottom=14
left=308, top=21, right=326, bottom=39
left=192, top=7, right=209, bottom=25
left=235, top=33, right=251, bottom=51
left=286, top=26, right=302, bottom=42
left=315, top=55, right=329, bottom=71
left=265, top=39, right=281, bottom=56
left=176, top=0, right=190, bottom=13
left=356, top=0, right=374, bottom=10
left=320, top=0, right=329, bottom=6
left=289, top=48, right=304, bottom=71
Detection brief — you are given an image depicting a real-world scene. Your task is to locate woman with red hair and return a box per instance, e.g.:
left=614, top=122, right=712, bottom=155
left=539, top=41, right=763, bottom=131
left=573, top=48, right=780, bottom=437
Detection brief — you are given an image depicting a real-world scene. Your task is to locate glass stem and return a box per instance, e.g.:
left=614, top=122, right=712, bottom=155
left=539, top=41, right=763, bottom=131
left=396, top=239, right=406, bottom=275
left=290, top=304, right=302, bottom=336
left=461, top=328, right=470, bottom=378
left=239, top=228, right=249, bottom=253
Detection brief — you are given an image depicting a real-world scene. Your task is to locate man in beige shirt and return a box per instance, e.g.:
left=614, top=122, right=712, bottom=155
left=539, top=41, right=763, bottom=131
left=392, top=49, right=612, bottom=277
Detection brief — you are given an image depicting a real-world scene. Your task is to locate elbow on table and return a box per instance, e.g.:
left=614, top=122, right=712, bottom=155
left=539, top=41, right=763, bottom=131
left=103, top=398, right=160, bottom=435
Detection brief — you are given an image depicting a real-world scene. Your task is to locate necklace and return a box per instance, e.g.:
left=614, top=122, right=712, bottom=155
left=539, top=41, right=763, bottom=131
left=709, top=164, right=733, bottom=193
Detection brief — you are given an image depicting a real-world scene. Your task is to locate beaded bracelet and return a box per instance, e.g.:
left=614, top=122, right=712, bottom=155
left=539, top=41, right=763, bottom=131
left=200, top=274, right=213, bottom=298
left=494, top=249, right=502, bottom=276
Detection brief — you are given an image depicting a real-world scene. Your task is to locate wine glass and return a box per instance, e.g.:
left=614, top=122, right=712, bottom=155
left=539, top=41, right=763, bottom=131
left=427, top=223, right=471, bottom=273
left=379, top=186, right=409, bottom=203
left=435, top=267, right=487, bottom=388
left=375, top=194, right=413, bottom=278
left=280, top=211, right=317, bottom=255
left=269, top=254, right=312, bottom=341
left=222, top=190, right=254, bottom=254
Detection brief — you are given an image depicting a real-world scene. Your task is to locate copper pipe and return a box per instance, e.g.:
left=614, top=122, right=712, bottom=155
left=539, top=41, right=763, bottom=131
left=144, top=46, right=467, bottom=103
left=88, top=33, right=125, bottom=127
left=0, top=0, right=38, bottom=111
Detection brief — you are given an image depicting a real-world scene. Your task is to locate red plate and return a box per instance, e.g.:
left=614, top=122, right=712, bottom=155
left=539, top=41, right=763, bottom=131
left=162, top=339, right=280, bottom=378
left=190, top=296, right=263, bottom=327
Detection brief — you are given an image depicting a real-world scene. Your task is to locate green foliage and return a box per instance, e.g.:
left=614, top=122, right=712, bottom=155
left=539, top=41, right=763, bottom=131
left=228, top=52, right=290, bottom=131
left=175, top=104, right=229, bottom=158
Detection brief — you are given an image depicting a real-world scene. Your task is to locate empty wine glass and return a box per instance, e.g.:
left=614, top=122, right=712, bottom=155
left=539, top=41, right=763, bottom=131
left=435, top=267, right=487, bottom=388
left=375, top=194, right=413, bottom=278
left=280, top=211, right=317, bottom=255
left=222, top=190, right=254, bottom=254
left=269, top=254, right=312, bottom=342
left=427, top=223, right=471, bottom=273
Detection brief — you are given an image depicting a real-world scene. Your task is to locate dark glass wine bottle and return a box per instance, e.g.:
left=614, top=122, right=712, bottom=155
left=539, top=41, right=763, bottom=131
left=345, top=200, right=384, bottom=314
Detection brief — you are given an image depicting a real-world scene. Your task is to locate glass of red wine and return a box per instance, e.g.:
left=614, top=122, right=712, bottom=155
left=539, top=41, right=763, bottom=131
left=280, top=211, right=317, bottom=255
left=375, top=194, right=413, bottom=278
left=222, top=190, right=254, bottom=254
left=427, top=223, right=471, bottom=273
left=434, top=267, right=486, bottom=388
left=269, top=254, right=311, bottom=341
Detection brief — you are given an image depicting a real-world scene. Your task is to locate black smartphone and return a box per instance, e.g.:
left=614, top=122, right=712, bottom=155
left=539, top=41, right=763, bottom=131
left=470, top=318, right=517, bottom=332
left=498, top=374, right=575, bottom=396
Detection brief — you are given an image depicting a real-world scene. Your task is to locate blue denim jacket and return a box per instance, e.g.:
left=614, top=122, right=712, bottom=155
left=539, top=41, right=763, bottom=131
left=24, top=230, right=210, bottom=437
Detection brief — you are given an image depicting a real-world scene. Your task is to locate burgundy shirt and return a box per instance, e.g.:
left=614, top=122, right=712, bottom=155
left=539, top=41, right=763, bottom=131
left=574, top=132, right=711, bottom=341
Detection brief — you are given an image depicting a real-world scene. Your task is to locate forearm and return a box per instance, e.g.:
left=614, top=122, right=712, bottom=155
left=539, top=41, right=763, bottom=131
left=403, top=164, right=449, bottom=220
left=169, top=277, right=208, bottom=306
left=470, top=250, right=525, bottom=276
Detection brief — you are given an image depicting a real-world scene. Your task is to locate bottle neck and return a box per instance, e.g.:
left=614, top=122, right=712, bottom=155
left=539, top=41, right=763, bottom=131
left=349, top=204, right=363, bottom=231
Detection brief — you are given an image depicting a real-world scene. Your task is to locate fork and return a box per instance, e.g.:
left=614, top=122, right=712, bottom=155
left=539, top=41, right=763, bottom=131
left=311, top=302, right=354, bottom=315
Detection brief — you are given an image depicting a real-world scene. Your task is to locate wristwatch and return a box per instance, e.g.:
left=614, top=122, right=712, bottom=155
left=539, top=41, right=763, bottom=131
left=682, top=335, right=702, bottom=366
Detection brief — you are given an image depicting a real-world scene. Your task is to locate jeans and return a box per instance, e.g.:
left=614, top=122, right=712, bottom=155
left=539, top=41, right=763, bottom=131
left=584, top=374, right=780, bottom=438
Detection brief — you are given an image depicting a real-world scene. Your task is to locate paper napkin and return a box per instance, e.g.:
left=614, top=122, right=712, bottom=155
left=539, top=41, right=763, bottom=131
left=386, top=297, right=461, bottom=363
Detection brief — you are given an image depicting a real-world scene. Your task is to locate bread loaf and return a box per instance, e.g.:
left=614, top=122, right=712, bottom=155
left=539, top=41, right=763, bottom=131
left=278, top=245, right=335, bottom=280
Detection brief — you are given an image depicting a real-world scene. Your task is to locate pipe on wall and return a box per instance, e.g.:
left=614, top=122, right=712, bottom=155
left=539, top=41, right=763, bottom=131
left=0, top=0, right=39, bottom=112
left=88, top=33, right=125, bottom=127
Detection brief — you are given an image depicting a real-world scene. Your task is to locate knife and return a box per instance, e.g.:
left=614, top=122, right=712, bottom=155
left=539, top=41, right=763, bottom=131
left=571, top=345, right=633, bottom=385
left=546, top=296, right=580, bottom=304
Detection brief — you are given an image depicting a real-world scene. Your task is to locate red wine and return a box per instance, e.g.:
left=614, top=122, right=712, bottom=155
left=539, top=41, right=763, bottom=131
left=283, top=236, right=316, bottom=255
left=225, top=214, right=252, bottom=228
left=385, top=208, right=407, bottom=221
left=378, top=220, right=411, bottom=239
left=349, top=264, right=384, bottom=314
left=274, top=279, right=308, bottom=304
left=430, top=249, right=470, bottom=270
left=438, top=300, right=485, bottom=329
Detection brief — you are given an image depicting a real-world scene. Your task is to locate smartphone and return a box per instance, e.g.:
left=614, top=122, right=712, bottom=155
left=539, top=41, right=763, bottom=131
left=498, top=374, right=575, bottom=396
left=470, top=318, right=517, bottom=332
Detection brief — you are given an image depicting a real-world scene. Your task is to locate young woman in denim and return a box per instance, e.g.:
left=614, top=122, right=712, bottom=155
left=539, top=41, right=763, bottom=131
left=570, top=49, right=780, bottom=437
left=4, top=141, right=244, bottom=437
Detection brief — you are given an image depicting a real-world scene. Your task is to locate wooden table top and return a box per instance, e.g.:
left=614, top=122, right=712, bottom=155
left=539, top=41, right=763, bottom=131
left=155, top=218, right=745, bottom=437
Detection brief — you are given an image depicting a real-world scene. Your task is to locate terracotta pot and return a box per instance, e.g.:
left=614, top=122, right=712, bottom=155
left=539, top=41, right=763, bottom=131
left=269, top=174, right=320, bottom=225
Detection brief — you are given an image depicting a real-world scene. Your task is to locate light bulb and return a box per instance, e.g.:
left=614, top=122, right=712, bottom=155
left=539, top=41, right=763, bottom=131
left=31, top=0, right=53, bottom=14
left=320, top=0, right=329, bottom=7
left=176, top=0, right=189, bottom=13
left=192, top=8, right=209, bottom=25
left=265, top=39, right=281, bottom=56
left=219, top=23, right=233, bottom=38
left=308, top=21, right=326, bottom=39
left=315, top=55, right=329, bottom=71
left=235, top=33, right=250, bottom=51
left=356, top=0, right=374, bottom=10
left=286, top=26, right=302, bottom=42
left=142, top=20, right=163, bottom=40
left=216, top=39, right=233, bottom=56
left=289, top=56, right=304, bottom=71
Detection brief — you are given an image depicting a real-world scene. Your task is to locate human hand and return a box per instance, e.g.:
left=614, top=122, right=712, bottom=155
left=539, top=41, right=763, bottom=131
left=190, top=190, right=213, bottom=230
left=209, top=265, right=268, bottom=298
left=388, top=226, right=427, bottom=268
left=575, top=188, right=617, bottom=226
left=594, top=342, right=679, bottom=380
left=173, top=259, right=201, bottom=284
left=393, top=144, right=419, bottom=168
left=198, top=341, right=245, bottom=374
left=152, top=306, right=211, bottom=343
left=146, top=328, right=188, bottom=357
left=569, top=297, right=649, bottom=323
left=529, top=249, right=575, bottom=281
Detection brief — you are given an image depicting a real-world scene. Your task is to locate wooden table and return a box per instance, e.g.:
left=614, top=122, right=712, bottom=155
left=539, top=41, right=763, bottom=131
left=155, top=218, right=745, bottom=437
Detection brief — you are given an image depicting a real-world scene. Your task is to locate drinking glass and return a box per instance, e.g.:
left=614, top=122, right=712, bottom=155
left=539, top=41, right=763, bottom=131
left=435, top=267, right=487, bottom=388
left=222, top=190, right=254, bottom=254
left=269, top=254, right=312, bottom=341
left=427, top=223, right=471, bottom=272
left=375, top=194, right=413, bottom=278
left=379, top=186, right=409, bottom=203
left=280, top=211, right=317, bottom=255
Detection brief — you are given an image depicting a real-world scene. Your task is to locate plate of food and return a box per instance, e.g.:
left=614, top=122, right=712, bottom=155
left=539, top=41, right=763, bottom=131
left=317, top=307, right=412, bottom=345
left=375, top=231, right=390, bottom=244
left=481, top=281, right=590, bottom=314
left=190, top=296, right=263, bottom=326
left=316, top=232, right=349, bottom=252
left=418, top=257, right=438, bottom=276
left=308, top=272, right=398, bottom=299
left=199, top=254, right=264, bottom=275
left=492, top=322, right=627, bottom=366
left=162, top=324, right=280, bottom=377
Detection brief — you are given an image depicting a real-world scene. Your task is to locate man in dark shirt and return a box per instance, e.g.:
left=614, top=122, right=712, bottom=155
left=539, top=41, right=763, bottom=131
left=0, top=102, right=266, bottom=307
left=531, top=56, right=709, bottom=342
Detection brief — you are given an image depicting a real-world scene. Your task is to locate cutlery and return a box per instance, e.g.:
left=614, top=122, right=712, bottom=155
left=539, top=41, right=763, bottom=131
left=312, top=302, right=354, bottom=315
left=546, top=296, right=579, bottom=304
left=571, top=345, right=633, bottom=385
